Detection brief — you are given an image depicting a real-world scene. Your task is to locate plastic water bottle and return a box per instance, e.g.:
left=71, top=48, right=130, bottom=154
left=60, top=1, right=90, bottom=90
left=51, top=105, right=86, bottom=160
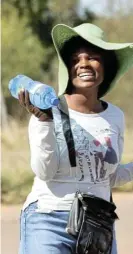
left=8, top=74, right=59, bottom=109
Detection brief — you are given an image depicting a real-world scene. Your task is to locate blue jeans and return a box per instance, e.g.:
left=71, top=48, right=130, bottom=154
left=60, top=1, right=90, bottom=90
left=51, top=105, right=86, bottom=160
left=19, top=201, right=117, bottom=254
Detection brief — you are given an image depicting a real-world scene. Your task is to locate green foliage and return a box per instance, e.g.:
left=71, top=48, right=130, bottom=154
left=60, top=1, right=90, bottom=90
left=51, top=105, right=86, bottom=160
left=94, top=15, right=133, bottom=128
left=2, top=3, right=45, bottom=97
left=8, top=0, right=95, bottom=45
left=2, top=1, right=95, bottom=115
left=10, top=0, right=95, bottom=77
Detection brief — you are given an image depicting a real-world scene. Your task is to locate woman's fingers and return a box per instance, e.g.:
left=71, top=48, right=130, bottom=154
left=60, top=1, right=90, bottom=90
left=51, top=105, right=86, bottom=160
left=18, top=89, right=25, bottom=107
left=18, top=90, right=33, bottom=113
left=25, top=90, right=31, bottom=107
left=18, top=90, right=53, bottom=120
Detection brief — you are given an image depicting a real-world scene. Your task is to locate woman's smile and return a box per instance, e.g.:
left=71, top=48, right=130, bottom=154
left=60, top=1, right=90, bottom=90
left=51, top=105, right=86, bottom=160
left=78, top=70, right=96, bottom=81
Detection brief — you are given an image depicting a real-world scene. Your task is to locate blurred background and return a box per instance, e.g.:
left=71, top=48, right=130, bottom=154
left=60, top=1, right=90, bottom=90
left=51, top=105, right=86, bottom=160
left=1, top=1, right=133, bottom=253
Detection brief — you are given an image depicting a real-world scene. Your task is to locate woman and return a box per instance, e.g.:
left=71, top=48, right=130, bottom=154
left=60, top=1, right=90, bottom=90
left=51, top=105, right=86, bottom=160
left=18, top=23, right=133, bottom=254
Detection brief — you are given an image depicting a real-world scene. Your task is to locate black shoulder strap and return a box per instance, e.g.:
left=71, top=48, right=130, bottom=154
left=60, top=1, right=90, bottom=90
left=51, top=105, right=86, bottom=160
left=58, top=95, right=76, bottom=167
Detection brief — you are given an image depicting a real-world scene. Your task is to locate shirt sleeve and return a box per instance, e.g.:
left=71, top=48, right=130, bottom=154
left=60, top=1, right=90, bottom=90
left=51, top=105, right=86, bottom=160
left=110, top=112, right=133, bottom=187
left=28, top=115, right=60, bottom=181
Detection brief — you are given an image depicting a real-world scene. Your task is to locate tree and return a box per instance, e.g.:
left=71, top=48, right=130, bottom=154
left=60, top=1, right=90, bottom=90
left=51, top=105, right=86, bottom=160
left=9, top=0, right=95, bottom=45
left=2, top=0, right=96, bottom=112
left=4, top=0, right=95, bottom=74
left=2, top=3, right=45, bottom=94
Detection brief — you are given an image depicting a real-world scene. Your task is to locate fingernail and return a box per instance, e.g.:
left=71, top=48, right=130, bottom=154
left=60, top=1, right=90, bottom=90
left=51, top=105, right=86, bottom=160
left=18, top=88, right=25, bottom=93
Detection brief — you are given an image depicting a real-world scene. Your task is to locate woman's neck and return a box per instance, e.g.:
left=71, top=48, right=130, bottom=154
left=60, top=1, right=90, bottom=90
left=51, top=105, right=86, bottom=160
left=64, top=92, right=104, bottom=114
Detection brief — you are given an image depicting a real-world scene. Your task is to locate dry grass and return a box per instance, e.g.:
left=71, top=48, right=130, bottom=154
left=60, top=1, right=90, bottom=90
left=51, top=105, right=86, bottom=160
left=1, top=118, right=34, bottom=203
left=1, top=119, right=133, bottom=204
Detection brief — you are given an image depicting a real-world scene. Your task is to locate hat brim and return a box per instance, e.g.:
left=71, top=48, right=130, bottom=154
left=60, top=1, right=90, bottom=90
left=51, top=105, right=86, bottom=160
left=52, top=24, right=133, bottom=97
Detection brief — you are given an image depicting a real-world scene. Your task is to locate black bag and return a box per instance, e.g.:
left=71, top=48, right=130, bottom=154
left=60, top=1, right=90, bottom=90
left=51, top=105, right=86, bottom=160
left=66, top=191, right=118, bottom=254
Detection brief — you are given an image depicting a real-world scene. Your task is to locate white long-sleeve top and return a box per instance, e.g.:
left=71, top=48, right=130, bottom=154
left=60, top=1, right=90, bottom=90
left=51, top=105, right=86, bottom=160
left=23, top=102, right=133, bottom=212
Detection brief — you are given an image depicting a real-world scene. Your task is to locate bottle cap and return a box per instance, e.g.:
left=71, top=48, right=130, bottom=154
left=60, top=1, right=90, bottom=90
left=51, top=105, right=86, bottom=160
left=51, top=98, right=59, bottom=106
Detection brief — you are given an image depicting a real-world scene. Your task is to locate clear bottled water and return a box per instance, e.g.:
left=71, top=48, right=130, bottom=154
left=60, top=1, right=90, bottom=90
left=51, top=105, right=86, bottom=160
left=8, top=74, right=59, bottom=109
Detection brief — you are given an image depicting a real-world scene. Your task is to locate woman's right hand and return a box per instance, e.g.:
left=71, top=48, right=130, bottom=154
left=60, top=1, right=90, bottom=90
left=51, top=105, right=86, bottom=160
left=18, top=90, right=53, bottom=121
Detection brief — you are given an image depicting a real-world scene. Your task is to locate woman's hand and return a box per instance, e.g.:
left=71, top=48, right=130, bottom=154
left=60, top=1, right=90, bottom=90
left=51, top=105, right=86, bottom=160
left=18, top=90, right=53, bottom=121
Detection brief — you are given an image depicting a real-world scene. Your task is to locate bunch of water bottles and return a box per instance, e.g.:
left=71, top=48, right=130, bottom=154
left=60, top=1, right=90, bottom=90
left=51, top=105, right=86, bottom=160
left=8, top=75, right=59, bottom=109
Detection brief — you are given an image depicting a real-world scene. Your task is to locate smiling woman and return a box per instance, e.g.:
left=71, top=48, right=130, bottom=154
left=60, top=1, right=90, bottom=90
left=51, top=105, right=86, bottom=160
left=18, top=23, right=133, bottom=254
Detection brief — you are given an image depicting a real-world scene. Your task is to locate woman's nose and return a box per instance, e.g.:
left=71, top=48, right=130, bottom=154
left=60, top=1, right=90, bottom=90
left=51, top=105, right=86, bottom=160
left=79, top=58, right=90, bottom=68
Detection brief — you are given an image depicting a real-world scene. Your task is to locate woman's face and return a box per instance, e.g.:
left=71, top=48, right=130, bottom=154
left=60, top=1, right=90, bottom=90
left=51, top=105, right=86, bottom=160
left=68, top=46, right=104, bottom=91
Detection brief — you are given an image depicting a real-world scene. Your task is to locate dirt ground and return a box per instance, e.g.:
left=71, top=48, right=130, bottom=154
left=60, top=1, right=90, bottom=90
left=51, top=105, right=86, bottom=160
left=1, top=193, right=133, bottom=254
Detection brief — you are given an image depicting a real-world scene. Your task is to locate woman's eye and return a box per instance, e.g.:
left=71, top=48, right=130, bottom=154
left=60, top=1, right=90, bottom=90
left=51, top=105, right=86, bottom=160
left=89, top=57, right=96, bottom=60
left=89, top=57, right=101, bottom=61
left=71, top=58, right=78, bottom=65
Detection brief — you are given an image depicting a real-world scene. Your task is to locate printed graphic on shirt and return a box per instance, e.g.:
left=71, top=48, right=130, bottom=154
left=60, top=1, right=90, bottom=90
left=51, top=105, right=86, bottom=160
left=72, top=124, right=118, bottom=182
left=53, top=108, right=118, bottom=183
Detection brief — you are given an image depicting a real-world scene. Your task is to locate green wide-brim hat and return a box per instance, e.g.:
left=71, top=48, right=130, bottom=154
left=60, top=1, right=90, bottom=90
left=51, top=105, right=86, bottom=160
left=52, top=23, right=133, bottom=97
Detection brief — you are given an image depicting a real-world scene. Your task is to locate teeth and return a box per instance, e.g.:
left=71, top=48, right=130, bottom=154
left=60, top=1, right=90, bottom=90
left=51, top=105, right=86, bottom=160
left=80, top=76, right=94, bottom=80
left=79, top=72, right=94, bottom=77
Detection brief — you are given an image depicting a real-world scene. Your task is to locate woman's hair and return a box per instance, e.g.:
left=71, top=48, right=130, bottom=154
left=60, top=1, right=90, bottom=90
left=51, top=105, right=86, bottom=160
left=60, top=36, right=119, bottom=98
